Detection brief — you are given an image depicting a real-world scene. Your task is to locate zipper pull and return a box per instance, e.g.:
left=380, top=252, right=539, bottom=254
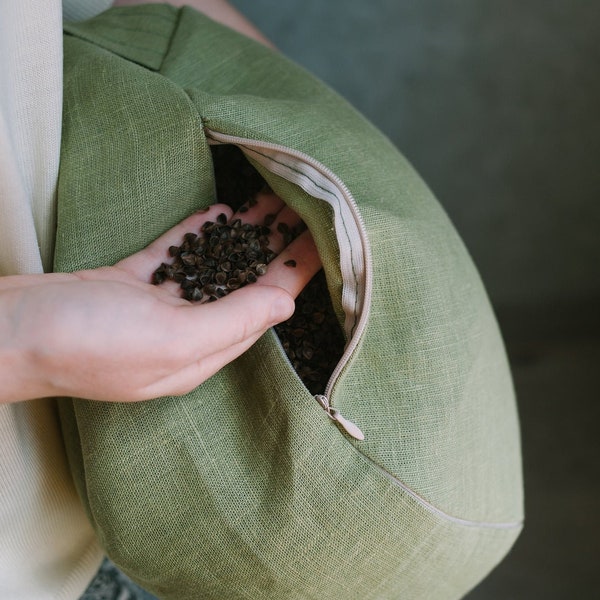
left=314, top=395, right=365, bottom=441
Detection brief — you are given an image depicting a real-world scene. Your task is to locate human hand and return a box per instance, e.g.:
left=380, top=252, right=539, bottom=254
left=0, top=196, right=320, bottom=403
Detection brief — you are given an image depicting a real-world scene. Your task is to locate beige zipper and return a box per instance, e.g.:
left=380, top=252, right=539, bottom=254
left=205, top=129, right=372, bottom=440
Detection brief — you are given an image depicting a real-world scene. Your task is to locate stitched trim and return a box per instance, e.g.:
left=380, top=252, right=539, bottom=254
left=353, top=446, right=524, bottom=530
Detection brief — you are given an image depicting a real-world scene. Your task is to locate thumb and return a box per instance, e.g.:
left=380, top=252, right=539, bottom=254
left=172, top=284, right=295, bottom=358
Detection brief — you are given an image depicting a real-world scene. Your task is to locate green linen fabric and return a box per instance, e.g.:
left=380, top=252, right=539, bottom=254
left=56, top=5, right=524, bottom=599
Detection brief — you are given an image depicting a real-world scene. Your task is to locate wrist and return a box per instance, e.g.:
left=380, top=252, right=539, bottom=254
left=0, top=286, right=51, bottom=403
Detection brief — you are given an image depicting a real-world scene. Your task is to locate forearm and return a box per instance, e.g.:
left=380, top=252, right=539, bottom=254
left=112, top=0, right=274, bottom=48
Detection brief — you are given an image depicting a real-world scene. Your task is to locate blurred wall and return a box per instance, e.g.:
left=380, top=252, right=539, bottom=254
left=230, top=0, right=600, bottom=310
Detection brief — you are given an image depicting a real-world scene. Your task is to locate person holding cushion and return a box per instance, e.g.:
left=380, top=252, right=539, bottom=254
left=0, top=1, right=308, bottom=598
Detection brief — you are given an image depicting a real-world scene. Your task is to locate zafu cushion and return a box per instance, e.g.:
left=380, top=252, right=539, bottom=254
left=56, top=5, right=523, bottom=599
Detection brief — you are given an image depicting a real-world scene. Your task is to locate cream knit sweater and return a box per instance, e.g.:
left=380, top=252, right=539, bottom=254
left=0, top=1, right=111, bottom=598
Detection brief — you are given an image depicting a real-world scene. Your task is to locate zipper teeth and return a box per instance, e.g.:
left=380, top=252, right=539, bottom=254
left=205, top=129, right=373, bottom=401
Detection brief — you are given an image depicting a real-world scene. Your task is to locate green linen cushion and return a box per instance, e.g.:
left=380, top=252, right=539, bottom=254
left=56, top=5, right=523, bottom=599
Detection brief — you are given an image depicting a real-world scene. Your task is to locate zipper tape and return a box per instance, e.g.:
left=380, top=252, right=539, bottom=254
left=206, top=129, right=372, bottom=440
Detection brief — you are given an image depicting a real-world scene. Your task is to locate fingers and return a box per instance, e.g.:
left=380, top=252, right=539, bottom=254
left=231, top=189, right=305, bottom=255
left=170, top=283, right=295, bottom=360
left=141, top=234, right=320, bottom=400
left=116, top=193, right=302, bottom=287
left=233, top=188, right=285, bottom=225
left=118, top=191, right=318, bottom=291
left=0, top=272, right=78, bottom=291
left=257, top=229, right=321, bottom=298
left=265, top=206, right=305, bottom=255
left=116, top=204, right=233, bottom=282
left=142, top=213, right=321, bottom=398
left=159, top=228, right=320, bottom=385
left=134, top=282, right=296, bottom=400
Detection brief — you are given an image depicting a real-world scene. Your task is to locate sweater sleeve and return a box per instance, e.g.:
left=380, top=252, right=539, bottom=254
left=0, top=2, right=104, bottom=599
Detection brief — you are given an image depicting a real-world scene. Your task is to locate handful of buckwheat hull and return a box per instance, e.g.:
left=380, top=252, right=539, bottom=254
left=153, top=212, right=279, bottom=303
